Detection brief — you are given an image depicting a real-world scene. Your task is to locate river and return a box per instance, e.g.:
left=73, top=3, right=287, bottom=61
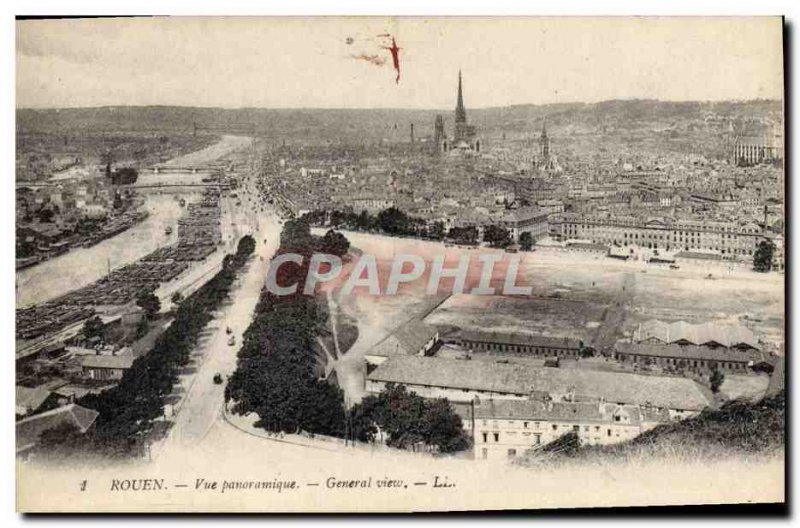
left=15, top=135, right=252, bottom=308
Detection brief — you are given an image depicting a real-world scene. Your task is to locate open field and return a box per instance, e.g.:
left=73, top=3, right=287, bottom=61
left=306, top=229, right=783, bottom=408
left=319, top=231, right=784, bottom=353
left=428, top=295, right=606, bottom=344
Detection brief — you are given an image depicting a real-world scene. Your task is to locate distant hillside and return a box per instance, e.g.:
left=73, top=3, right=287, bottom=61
left=519, top=391, right=785, bottom=467
left=17, top=99, right=781, bottom=148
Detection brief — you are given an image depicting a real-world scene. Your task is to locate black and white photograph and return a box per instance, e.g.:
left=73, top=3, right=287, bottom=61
left=12, top=15, right=786, bottom=513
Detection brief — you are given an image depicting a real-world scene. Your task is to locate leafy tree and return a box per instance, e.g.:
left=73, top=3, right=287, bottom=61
left=350, top=384, right=470, bottom=453
left=356, top=210, right=372, bottom=231
left=225, top=220, right=348, bottom=438
left=330, top=210, right=350, bottom=228
left=170, top=291, right=184, bottom=305
left=237, top=234, right=256, bottom=259
left=448, top=226, right=478, bottom=245
left=540, top=431, right=580, bottom=456
left=428, top=221, right=445, bottom=240
left=421, top=398, right=470, bottom=453
left=16, top=238, right=36, bottom=258
left=519, top=231, right=534, bottom=251
left=135, top=317, right=149, bottom=339
left=321, top=230, right=350, bottom=257
left=135, top=291, right=161, bottom=320
left=710, top=369, right=725, bottom=394
left=111, top=167, right=138, bottom=185
left=82, top=315, right=105, bottom=340
left=377, top=207, right=411, bottom=235
left=281, top=218, right=314, bottom=255
left=753, top=240, right=775, bottom=272
left=484, top=225, right=512, bottom=248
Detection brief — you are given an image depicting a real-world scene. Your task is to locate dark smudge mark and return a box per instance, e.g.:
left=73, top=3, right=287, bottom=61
left=380, top=36, right=401, bottom=84
left=351, top=53, right=387, bottom=67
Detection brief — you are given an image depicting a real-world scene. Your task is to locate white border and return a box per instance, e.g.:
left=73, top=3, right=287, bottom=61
left=4, top=1, right=796, bottom=525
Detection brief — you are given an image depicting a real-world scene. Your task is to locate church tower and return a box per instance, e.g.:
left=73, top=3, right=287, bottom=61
left=455, top=70, right=467, bottom=125
left=539, top=119, right=550, bottom=162
left=537, top=118, right=561, bottom=173
left=452, top=70, right=479, bottom=152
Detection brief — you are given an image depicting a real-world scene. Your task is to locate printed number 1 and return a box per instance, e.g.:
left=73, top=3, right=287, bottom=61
left=80, top=480, right=87, bottom=492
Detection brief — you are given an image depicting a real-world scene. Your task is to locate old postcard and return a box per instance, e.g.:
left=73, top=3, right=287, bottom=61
left=14, top=16, right=785, bottom=512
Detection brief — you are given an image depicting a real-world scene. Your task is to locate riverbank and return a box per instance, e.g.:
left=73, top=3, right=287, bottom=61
left=16, top=135, right=253, bottom=308
left=16, top=207, right=151, bottom=273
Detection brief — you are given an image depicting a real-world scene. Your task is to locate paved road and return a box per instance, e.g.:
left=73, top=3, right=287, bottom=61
left=152, top=169, right=281, bottom=458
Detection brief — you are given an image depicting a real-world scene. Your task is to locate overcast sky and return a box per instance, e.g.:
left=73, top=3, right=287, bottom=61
left=16, top=16, right=784, bottom=110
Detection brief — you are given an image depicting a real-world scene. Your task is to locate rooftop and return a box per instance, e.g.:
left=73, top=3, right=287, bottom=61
left=80, top=354, right=137, bottom=370
left=473, top=399, right=671, bottom=426
left=16, top=386, right=53, bottom=415
left=16, top=404, right=99, bottom=452
left=674, top=251, right=724, bottom=261
left=636, top=319, right=760, bottom=350
left=500, top=206, right=549, bottom=224
left=367, top=321, right=439, bottom=358
left=367, top=355, right=714, bottom=411
left=615, top=342, right=763, bottom=363
left=449, top=329, right=583, bottom=350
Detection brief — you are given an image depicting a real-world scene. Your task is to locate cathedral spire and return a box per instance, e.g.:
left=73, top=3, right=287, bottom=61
left=540, top=117, right=550, bottom=162
left=455, top=70, right=466, bottom=124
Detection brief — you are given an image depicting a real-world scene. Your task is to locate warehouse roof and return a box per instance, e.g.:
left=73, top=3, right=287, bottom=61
left=472, top=399, right=671, bottom=426
left=80, top=354, right=136, bottom=370
left=367, top=322, right=439, bottom=358
left=367, top=356, right=713, bottom=411
left=674, top=251, right=723, bottom=261
left=500, top=207, right=549, bottom=225
left=450, top=329, right=582, bottom=350
left=636, top=320, right=760, bottom=350
left=615, top=342, right=762, bottom=364
left=16, top=386, right=53, bottom=416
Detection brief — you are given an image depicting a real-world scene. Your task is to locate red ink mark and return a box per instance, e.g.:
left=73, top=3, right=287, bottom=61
left=381, top=36, right=401, bottom=84
left=351, top=53, right=386, bottom=67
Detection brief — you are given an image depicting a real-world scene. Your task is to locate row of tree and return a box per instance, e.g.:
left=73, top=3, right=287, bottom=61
left=225, top=220, right=348, bottom=435
left=304, top=207, right=531, bottom=250
left=226, top=219, right=471, bottom=454
left=37, top=235, right=257, bottom=458
left=302, top=208, right=428, bottom=239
